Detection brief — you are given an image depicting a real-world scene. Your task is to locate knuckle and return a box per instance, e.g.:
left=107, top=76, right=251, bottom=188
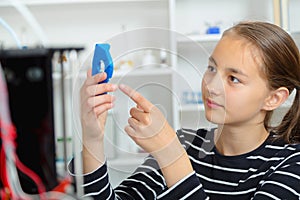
left=128, top=117, right=133, bottom=124
left=92, top=107, right=98, bottom=115
left=87, top=98, right=95, bottom=107
left=94, top=85, right=101, bottom=95
left=104, top=84, right=110, bottom=91
left=106, top=103, right=111, bottom=109
left=85, top=86, right=92, bottom=96
left=135, top=93, right=143, bottom=102
left=129, top=108, right=136, bottom=116
left=106, top=94, right=113, bottom=102
left=144, top=116, right=151, bottom=125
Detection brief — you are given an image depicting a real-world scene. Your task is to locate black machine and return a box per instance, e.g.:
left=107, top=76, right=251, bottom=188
left=0, top=47, right=83, bottom=194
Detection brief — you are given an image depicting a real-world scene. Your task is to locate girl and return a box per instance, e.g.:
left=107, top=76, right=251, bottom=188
left=74, top=21, right=300, bottom=199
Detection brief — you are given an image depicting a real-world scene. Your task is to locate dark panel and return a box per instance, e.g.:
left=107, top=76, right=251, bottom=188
left=0, top=49, right=57, bottom=194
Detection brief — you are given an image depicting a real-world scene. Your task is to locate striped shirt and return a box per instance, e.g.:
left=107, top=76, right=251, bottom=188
left=73, top=128, right=300, bottom=199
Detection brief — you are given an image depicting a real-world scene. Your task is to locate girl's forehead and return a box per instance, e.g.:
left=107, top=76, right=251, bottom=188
left=215, top=36, right=260, bottom=62
left=213, top=35, right=266, bottom=77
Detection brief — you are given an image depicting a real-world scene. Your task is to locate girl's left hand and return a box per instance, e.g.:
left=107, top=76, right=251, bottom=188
left=120, top=84, right=193, bottom=186
left=119, top=84, right=183, bottom=165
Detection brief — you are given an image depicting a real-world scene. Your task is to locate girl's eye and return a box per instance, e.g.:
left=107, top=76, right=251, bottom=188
left=207, top=65, right=217, bottom=73
left=229, top=76, right=240, bottom=84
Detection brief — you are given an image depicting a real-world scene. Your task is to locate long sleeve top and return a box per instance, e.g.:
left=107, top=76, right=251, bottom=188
left=70, top=128, right=300, bottom=199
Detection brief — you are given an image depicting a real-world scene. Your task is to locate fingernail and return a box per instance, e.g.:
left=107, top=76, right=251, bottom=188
left=111, top=96, right=116, bottom=101
left=119, top=84, right=125, bottom=89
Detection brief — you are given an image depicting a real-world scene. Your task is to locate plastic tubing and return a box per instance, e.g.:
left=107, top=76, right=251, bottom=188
left=0, top=58, right=77, bottom=200
left=8, top=0, right=49, bottom=46
left=0, top=61, right=13, bottom=137
left=1, top=61, right=48, bottom=199
left=0, top=63, right=18, bottom=198
left=0, top=17, right=22, bottom=49
left=0, top=62, right=29, bottom=198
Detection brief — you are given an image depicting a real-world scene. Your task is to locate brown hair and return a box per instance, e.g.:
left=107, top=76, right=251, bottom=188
left=224, top=21, right=300, bottom=144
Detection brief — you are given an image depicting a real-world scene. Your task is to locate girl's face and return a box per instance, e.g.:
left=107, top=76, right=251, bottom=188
left=201, top=35, right=271, bottom=126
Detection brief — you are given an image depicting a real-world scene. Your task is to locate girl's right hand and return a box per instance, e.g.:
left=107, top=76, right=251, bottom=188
left=80, top=68, right=117, bottom=143
left=80, top=69, right=117, bottom=173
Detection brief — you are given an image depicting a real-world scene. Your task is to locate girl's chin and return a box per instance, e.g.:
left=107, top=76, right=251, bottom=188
left=205, top=112, right=225, bottom=125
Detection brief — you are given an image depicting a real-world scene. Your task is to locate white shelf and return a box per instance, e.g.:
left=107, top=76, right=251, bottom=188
left=180, top=104, right=205, bottom=112
left=78, top=67, right=172, bottom=79
left=114, top=67, right=172, bottom=77
left=0, top=0, right=166, bottom=6
left=177, top=34, right=222, bottom=43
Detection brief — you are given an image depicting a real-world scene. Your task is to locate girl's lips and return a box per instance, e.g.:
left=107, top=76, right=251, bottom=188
left=206, top=99, right=222, bottom=108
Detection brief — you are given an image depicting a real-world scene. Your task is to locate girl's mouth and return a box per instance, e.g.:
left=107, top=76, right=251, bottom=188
left=206, top=98, right=222, bottom=108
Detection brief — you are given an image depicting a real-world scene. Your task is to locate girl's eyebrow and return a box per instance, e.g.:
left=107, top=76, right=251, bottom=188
left=209, top=56, right=217, bottom=66
left=209, top=56, right=248, bottom=77
left=225, top=67, right=249, bottom=77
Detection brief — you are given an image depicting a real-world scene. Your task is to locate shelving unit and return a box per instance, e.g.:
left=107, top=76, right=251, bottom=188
left=177, top=34, right=222, bottom=43
left=77, top=67, right=172, bottom=80
left=0, top=0, right=170, bottom=50
left=114, top=67, right=172, bottom=77
left=0, top=0, right=167, bottom=6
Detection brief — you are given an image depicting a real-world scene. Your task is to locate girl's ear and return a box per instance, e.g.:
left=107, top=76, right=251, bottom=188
left=262, top=87, right=289, bottom=111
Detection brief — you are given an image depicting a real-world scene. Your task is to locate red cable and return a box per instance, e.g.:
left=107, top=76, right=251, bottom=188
left=14, top=156, right=47, bottom=199
left=1, top=69, right=48, bottom=199
left=0, top=121, right=47, bottom=199
left=0, top=130, right=11, bottom=199
left=52, top=176, right=72, bottom=193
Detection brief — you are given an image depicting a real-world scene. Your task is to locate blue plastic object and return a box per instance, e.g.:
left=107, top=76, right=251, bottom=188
left=92, top=43, right=114, bottom=83
left=206, top=26, right=220, bottom=34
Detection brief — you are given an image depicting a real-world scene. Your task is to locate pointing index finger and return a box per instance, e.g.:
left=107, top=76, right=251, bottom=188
left=119, top=84, right=153, bottom=113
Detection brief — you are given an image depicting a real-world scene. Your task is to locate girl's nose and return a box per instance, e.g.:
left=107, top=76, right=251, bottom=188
left=203, top=73, right=224, bottom=96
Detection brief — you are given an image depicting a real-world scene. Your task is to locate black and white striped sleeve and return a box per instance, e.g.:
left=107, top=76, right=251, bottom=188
left=253, top=151, right=300, bottom=199
left=68, top=128, right=210, bottom=199
left=157, top=171, right=208, bottom=199
left=70, top=156, right=208, bottom=199
left=67, top=158, right=116, bottom=199
left=112, top=154, right=208, bottom=200
left=81, top=163, right=115, bottom=199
